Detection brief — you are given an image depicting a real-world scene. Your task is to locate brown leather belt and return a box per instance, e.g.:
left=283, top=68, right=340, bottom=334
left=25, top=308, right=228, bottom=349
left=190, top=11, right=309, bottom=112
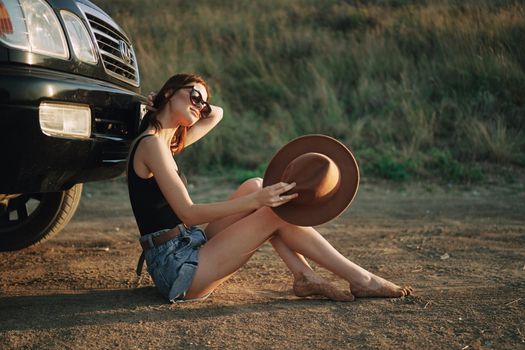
left=140, top=226, right=182, bottom=251
left=136, top=225, right=183, bottom=276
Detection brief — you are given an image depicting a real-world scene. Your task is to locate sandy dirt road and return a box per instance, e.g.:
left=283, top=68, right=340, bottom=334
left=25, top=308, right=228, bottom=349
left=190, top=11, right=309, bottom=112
left=1, top=176, right=524, bottom=349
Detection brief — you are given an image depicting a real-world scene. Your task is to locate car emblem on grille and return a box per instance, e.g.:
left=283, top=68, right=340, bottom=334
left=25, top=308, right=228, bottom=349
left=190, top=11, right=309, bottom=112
left=119, top=40, right=132, bottom=64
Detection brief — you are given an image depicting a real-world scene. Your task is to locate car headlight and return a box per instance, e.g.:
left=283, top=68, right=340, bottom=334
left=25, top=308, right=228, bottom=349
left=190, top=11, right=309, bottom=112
left=0, top=0, right=68, bottom=59
left=0, top=0, right=30, bottom=50
left=61, top=11, right=97, bottom=64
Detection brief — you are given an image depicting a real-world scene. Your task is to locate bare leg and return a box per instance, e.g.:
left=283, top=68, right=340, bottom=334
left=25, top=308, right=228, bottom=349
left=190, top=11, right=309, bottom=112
left=204, top=178, right=353, bottom=301
left=185, top=206, right=285, bottom=298
left=186, top=186, right=412, bottom=299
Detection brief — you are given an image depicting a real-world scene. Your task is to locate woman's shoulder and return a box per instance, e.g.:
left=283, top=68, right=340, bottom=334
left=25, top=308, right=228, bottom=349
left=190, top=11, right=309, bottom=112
left=136, top=134, right=182, bottom=172
left=131, top=133, right=156, bottom=152
left=131, top=134, right=161, bottom=168
left=135, top=133, right=164, bottom=154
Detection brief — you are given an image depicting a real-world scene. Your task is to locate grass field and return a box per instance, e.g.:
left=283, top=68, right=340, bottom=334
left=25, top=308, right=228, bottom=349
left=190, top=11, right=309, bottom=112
left=97, top=0, right=525, bottom=183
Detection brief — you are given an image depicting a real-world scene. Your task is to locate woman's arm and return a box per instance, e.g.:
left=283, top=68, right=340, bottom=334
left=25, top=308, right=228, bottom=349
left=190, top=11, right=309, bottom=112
left=184, top=104, right=223, bottom=148
left=140, top=136, right=297, bottom=226
left=145, top=92, right=223, bottom=148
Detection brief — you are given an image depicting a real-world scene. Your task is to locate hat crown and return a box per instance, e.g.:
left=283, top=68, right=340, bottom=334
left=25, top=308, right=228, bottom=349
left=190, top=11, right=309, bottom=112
left=281, top=152, right=341, bottom=205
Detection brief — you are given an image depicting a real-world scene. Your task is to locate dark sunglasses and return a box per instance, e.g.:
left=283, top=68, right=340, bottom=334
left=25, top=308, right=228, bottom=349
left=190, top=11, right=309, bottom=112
left=180, top=85, right=211, bottom=118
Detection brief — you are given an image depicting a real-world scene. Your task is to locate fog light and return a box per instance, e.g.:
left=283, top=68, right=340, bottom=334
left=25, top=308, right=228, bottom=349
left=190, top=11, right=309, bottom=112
left=39, top=102, right=91, bottom=138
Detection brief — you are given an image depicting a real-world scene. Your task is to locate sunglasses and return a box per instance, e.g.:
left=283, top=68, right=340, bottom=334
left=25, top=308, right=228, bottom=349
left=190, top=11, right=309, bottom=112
left=180, top=85, right=211, bottom=118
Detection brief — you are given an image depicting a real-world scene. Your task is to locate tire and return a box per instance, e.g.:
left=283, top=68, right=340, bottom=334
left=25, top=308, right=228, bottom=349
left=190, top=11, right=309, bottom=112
left=0, top=184, right=83, bottom=251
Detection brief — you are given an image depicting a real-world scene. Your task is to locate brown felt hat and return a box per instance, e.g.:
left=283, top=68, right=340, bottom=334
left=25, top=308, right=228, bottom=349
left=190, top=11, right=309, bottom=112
left=263, top=134, right=360, bottom=227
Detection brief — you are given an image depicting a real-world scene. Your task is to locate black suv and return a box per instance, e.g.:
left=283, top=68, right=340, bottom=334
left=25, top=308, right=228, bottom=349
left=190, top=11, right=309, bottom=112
left=0, top=0, right=146, bottom=251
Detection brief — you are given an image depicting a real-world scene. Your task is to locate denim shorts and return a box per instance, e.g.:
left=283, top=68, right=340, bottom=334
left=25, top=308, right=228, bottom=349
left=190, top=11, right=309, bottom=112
left=139, top=223, right=211, bottom=303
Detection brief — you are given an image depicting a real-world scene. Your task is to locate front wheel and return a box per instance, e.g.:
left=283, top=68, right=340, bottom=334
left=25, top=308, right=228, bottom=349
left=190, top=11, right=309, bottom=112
left=0, top=184, right=83, bottom=251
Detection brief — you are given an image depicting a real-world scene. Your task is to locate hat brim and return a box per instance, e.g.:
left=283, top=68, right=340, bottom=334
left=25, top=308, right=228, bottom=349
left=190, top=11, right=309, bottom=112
left=263, top=134, right=360, bottom=227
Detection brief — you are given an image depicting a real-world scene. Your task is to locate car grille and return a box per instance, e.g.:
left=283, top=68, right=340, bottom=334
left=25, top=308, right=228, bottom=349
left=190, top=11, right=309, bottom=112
left=85, top=13, right=139, bottom=87
left=94, top=117, right=129, bottom=138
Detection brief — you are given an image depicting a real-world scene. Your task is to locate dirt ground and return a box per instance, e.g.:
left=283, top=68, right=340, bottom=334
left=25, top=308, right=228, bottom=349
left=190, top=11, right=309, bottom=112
left=0, top=174, right=524, bottom=349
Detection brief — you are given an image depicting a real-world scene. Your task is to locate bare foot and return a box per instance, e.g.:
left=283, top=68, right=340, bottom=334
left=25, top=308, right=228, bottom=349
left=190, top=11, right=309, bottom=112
left=350, top=274, right=413, bottom=298
left=293, top=271, right=355, bottom=302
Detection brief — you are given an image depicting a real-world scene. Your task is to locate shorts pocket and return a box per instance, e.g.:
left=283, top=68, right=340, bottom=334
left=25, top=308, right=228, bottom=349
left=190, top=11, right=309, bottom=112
left=172, top=235, right=192, bottom=258
left=189, top=228, right=207, bottom=248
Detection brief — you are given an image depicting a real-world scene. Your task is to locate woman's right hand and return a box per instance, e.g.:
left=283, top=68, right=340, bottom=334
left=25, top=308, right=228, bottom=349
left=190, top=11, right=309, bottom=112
left=146, top=91, right=158, bottom=112
left=255, top=182, right=298, bottom=208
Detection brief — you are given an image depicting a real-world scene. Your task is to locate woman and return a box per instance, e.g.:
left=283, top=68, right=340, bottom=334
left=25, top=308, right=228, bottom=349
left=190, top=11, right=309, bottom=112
left=126, top=73, right=413, bottom=303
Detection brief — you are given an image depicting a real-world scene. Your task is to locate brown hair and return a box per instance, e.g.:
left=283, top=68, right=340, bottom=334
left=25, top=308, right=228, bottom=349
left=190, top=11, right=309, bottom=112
left=139, top=73, right=211, bottom=155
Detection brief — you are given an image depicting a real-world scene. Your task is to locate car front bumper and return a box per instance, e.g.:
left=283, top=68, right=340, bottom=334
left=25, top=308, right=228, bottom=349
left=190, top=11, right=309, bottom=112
left=0, top=65, right=146, bottom=194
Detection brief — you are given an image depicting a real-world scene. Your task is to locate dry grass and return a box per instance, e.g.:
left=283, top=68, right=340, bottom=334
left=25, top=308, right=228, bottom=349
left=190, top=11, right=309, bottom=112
left=97, top=0, right=525, bottom=181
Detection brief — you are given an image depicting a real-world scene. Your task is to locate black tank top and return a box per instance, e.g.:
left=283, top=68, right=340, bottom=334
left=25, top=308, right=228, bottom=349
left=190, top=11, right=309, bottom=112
left=126, top=134, right=187, bottom=236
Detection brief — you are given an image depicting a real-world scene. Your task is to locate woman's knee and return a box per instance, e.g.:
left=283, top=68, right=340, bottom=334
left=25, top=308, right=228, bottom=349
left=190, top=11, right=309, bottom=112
left=238, top=177, right=263, bottom=194
left=228, top=177, right=262, bottom=201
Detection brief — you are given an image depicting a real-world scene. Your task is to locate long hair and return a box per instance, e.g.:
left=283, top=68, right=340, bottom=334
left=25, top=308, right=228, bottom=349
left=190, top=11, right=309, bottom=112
left=138, top=73, right=211, bottom=155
